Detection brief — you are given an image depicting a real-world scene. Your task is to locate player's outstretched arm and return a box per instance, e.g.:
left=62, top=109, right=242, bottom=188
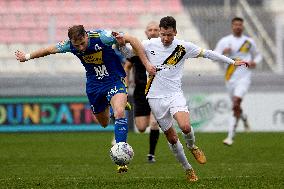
left=200, top=49, right=249, bottom=67
left=15, top=45, right=59, bottom=62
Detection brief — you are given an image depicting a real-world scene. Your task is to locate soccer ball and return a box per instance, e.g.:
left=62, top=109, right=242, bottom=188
left=110, top=142, right=134, bottom=165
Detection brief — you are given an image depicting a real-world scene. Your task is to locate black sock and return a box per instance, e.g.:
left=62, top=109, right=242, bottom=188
left=149, top=129, right=159, bottom=155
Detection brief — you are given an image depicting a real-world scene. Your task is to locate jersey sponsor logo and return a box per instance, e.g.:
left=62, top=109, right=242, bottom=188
left=163, top=45, right=186, bottom=66
left=107, top=86, right=119, bottom=98
left=94, top=65, right=109, bottom=79
left=82, top=51, right=103, bottom=64
left=238, top=40, right=251, bottom=53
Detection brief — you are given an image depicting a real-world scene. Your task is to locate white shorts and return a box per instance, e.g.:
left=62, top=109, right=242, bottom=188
left=148, top=93, right=189, bottom=132
left=226, top=78, right=251, bottom=98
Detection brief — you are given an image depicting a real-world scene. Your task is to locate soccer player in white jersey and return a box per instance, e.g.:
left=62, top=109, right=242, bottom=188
left=117, top=16, right=248, bottom=182
left=214, top=17, right=262, bottom=146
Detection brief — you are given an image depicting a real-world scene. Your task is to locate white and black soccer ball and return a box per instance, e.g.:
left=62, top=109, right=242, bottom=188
left=110, top=142, right=134, bottom=166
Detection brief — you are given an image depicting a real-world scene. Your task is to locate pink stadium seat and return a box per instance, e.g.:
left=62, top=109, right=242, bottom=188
left=168, top=0, right=183, bottom=13
left=18, top=14, right=37, bottom=29
left=14, top=29, right=30, bottom=43
left=77, top=0, right=94, bottom=13
left=0, top=0, right=150, bottom=44
left=0, top=29, right=13, bottom=43
left=88, top=14, right=105, bottom=29
left=111, top=0, right=128, bottom=13
left=55, top=28, right=68, bottom=42
left=104, top=17, right=120, bottom=29
left=26, top=0, right=43, bottom=14
left=128, top=0, right=145, bottom=14
left=149, top=0, right=163, bottom=13
left=94, top=0, right=109, bottom=14
left=0, top=1, right=8, bottom=14
left=9, top=0, right=27, bottom=14
left=44, top=0, right=59, bottom=14
left=61, top=0, right=78, bottom=13
left=56, top=14, right=74, bottom=29
left=37, top=15, right=49, bottom=28
left=31, top=29, right=48, bottom=43
left=2, top=14, right=18, bottom=28
left=121, top=14, right=139, bottom=28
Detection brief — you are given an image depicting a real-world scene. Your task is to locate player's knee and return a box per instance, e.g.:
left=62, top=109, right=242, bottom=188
left=233, top=103, right=242, bottom=118
left=137, top=127, right=147, bottom=133
left=167, top=135, right=178, bottom=144
left=232, top=97, right=242, bottom=118
left=180, top=123, right=191, bottom=134
left=150, top=121, right=159, bottom=130
left=165, top=131, right=178, bottom=144
left=233, top=108, right=242, bottom=118
left=100, top=121, right=109, bottom=128
left=114, top=107, right=125, bottom=119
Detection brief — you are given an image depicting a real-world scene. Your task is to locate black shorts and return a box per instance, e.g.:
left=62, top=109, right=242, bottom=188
left=133, top=87, right=151, bottom=117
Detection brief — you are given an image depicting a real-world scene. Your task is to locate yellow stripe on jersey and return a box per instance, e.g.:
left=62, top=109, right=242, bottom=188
left=121, top=77, right=128, bottom=92
left=238, top=40, right=251, bottom=53
left=89, top=32, right=100, bottom=38
left=145, top=75, right=155, bottom=96
left=225, top=64, right=236, bottom=81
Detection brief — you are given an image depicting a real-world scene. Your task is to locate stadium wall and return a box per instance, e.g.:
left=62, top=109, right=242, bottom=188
left=0, top=73, right=283, bottom=132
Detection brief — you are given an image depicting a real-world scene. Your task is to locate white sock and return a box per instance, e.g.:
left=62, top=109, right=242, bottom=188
left=228, top=116, right=239, bottom=140
left=182, top=126, right=195, bottom=149
left=168, top=139, right=192, bottom=170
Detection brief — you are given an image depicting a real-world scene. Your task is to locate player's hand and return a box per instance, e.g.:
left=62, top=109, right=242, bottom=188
left=15, top=50, right=27, bottom=62
left=247, top=61, right=256, bottom=69
left=112, top=31, right=125, bottom=46
left=146, top=63, right=156, bottom=75
left=234, top=60, right=249, bottom=67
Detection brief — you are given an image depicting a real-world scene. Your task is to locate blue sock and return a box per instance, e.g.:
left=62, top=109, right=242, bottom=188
left=114, top=118, right=128, bottom=143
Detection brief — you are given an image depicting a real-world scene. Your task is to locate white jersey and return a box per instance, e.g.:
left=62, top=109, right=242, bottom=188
left=214, top=34, right=262, bottom=83
left=143, top=38, right=201, bottom=98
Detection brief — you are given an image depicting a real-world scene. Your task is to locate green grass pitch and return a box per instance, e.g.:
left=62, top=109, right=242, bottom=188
left=0, top=132, right=283, bottom=189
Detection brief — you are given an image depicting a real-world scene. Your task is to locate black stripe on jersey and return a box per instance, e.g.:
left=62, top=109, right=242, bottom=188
left=163, top=45, right=186, bottom=66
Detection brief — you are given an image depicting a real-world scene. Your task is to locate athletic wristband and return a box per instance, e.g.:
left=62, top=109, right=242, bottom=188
left=25, top=54, right=31, bottom=60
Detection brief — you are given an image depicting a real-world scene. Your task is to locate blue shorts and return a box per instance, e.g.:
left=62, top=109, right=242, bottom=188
left=87, top=78, right=127, bottom=114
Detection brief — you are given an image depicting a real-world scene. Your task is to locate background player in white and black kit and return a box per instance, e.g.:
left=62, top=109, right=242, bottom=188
left=124, top=22, right=160, bottom=163
left=214, top=17, right=262, bottom=146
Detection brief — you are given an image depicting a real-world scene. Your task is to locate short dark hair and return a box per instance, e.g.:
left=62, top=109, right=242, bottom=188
left=231, top=17, right=244, bottom=24
left=159, top=16, right=176, bottom=30
left=68, top=25, right=86, bottom=41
